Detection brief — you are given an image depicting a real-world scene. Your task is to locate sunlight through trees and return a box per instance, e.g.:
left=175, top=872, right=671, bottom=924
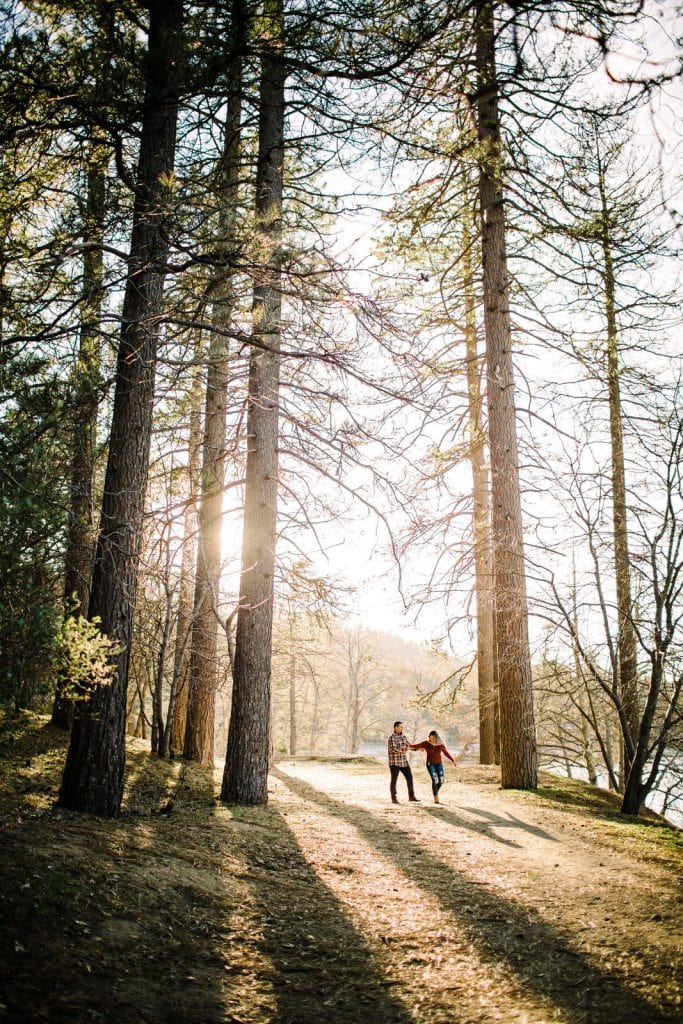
left=0, top=0, right=680, bottom=822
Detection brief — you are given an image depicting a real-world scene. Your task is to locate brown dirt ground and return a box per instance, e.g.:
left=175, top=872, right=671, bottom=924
left=0, top=712, right=681, bottom=1024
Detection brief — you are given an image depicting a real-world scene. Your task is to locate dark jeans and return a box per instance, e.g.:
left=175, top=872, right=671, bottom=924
left=390, top=764, right=416, bottom=800
left=427, top=761, right=444, bottom=796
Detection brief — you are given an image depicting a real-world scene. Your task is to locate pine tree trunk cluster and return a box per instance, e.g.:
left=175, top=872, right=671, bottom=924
left=33, top=0, right=676, bottom=822
left=183, top=51, right=244, bottom=767
left=221, top=0, right=285, bottom=804
left=52, top=145, right=106, bottom=731
left=59, top=0, right=184, bottom=815
left=167, top=349, right=203, bottom=757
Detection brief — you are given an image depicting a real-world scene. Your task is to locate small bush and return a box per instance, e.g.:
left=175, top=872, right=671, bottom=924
left=55, top=615, right=122, bottom=701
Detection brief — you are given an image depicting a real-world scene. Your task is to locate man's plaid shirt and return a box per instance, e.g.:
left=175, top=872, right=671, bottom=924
left=388, top=732, right=409, bottom=767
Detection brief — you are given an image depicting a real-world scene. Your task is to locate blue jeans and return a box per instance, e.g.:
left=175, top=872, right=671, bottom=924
left=427, top=762, right=444, bottom=796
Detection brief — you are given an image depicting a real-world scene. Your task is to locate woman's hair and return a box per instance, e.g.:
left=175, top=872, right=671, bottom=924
left=428, top=730, right=440, bottom=742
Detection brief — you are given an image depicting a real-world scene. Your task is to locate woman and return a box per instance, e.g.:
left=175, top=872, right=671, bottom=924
left=409, top=730, right=457, bottom=804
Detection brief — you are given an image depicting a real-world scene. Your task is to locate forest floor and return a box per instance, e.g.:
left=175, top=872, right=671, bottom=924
left=0, top=712, right=681, bottom=1024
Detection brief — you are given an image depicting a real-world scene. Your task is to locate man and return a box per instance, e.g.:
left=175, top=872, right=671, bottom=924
left=387, top=721, right=420, bottom=804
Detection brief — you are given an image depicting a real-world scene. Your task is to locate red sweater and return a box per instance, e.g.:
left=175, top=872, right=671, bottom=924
left=410, top=741, right=455, bottom=765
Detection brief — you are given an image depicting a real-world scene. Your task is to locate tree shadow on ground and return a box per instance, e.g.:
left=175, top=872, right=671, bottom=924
left=274, top=767, right=677, bottom=1024
left=233, top=808, right=415, bottom=1024
left=417, top=804, right=523, bottom=848
left=452, top=805, right=558, bottom=843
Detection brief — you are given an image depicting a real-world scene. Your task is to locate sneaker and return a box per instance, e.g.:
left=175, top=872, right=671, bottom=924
left=408, top=797, right=421, bottom=802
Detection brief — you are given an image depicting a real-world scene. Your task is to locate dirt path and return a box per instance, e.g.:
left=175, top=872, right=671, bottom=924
left=0, top=723, right=680, bottom=1024
left=245, top=759, right=681, bottom=1024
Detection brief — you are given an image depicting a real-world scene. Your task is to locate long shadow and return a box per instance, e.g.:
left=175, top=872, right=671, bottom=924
left=274, top=767, right=678, bottom=1024
left=455, top=805, right=558, bottom=843
left=234, top=807, right=415, bottom=1024
left=393, top=773, right=556, bottom=848
left=419, top=805, right=523, bottom=848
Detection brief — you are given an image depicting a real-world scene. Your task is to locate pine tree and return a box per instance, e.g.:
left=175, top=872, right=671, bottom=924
left=60, top=0, right=185, bottom=816
left=183, top=0, right=247, bottom=766
left=221, top=0, right=286, bottom=805
left=474, top=0, right=537, bottom=788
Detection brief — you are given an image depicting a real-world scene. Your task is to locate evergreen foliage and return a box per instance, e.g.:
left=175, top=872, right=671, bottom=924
left=0, top=352, right=69, bottom=710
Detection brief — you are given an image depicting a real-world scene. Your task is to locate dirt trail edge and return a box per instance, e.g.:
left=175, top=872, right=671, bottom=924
left=0, top=719, right=680, bottom=1024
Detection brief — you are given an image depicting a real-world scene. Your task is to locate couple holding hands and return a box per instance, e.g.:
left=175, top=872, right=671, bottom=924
left=387, top=720, right=458, bottom=805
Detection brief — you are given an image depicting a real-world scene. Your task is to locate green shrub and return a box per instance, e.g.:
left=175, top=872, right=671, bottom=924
left=55, top=615, right=122, bottom=701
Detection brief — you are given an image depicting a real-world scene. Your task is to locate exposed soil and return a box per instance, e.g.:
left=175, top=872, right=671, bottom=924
left=0, top=713, right=681, bottom=1024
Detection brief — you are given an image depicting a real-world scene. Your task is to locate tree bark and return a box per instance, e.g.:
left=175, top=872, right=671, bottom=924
left=167, top=345, right=203, bottom=757
left=492, top=603, right=501, bottom=763
left=621, top=655, right=662, bottom=814
left=596, top=146, right=639, bottom=769
left=221, top=0, right=285, bottom=804
left=288, top=654, right=297, bottom=755
left=309, top=672, right=321, bottom=754
left=59, top=0, right=184, bottom=816
left=184, top=0, right=245, bottom=767
left=152, top=570, right=174, bottom=756
left=475, top=0, right=537, bottom=788
left=52, top=143, right=106, bottom=730
left=580, top=711, right=599, bottom=786
left=462, top=201, right=496, bottom=764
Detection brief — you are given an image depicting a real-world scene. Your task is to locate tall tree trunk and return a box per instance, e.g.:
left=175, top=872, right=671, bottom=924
left=59, top=0, right=184, bottom=817
left=288, top=655, right=297, bottom=755
left=571, top=562, right=599, bottom=787
left=167, top=344, right=203, bottom=757
left=604, top=713, right=617, bottom=787
left=596, top=145, right=639, bottom=771
left=309, top=673, right=320, bottom=754
left=579, top=712, right=598, bottom=787
left=492, top=605, right=501, bottom=763
left=221, top=0, right=285, bottom=804
left=152, top=571, right=174, bottom=756
left=462, top=201, right=496, bottom=764
left=184, top=1, right=245, bottom=767
left=621, top=656, right=663, bottom=814
left=131, top=675, right=150, bottom=740
left=350, top=688, right=361, bottom=754
left=475, top=0, right=537, bottom=788
left=52, top=143, right=106, bottom=730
